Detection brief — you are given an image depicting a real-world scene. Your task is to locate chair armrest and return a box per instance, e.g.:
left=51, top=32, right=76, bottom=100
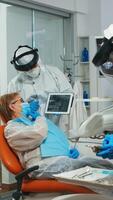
left=12, top=166, right=39, bottom=200
left=15, top=165, right=39, bottom=181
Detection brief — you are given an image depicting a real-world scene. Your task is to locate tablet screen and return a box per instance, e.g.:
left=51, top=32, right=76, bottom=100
left=45, top=93, right=73, bottom=114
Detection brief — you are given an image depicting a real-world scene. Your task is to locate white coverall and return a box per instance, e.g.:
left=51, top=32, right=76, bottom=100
left=8, top=65, right=87, bottom=134
left=8, top=65, right=72, bottom=107
left=4, top=116, right=113, bottom=179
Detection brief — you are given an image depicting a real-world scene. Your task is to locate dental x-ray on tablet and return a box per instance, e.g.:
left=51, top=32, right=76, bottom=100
left=45, top=93, right=73, bottom=114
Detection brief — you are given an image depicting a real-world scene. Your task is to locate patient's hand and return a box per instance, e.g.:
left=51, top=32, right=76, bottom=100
left=69, top=148, right=79, bottom=159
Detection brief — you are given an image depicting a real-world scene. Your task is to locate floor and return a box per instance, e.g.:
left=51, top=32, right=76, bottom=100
left=0, top=182, right=67, bottom=200
left=24, top=193, right=65, bottom=200
left=0, top=190, right=66, bottom=200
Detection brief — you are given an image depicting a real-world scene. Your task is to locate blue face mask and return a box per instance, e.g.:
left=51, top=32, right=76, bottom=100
left=22, top=102, right=31, bottom=116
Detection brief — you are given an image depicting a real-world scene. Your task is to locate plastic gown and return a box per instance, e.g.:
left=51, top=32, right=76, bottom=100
left=8, top=65, right=72, bottom=111
left=4, top=116, right=113, bottom=179
left=8, top=65, right=87, bottom=134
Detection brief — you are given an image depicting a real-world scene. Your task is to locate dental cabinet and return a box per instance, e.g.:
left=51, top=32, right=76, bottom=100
left=77, top=36, right=113, bottom=116
left=78, top=36, right=90, bottom=115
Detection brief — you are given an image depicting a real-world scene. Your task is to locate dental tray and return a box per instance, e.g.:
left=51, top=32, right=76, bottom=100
left=53, top=166, right=113, bottom=195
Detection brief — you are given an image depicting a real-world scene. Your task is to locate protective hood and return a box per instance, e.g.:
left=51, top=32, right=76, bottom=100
left=11, top=45, right=39, bottom=71
left=92, top=37, right=113, bottom=67
left=92, top=24, right=113, bottom=77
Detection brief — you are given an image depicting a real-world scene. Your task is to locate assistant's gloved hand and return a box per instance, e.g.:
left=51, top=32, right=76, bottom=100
left=102, top=134, right=113, bottom=147
left=96, top=134, right=113, bottom=159
left=69, top=148, right=79, bottom=159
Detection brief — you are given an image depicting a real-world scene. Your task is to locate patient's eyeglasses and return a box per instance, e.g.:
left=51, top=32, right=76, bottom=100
left=11, top=98, right=24, bottom=104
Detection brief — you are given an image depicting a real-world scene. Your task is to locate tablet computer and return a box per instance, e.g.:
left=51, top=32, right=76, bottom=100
left=45, top=93, right=73, bottom=114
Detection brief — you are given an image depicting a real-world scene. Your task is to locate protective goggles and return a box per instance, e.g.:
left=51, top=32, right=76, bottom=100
left=101, top=60, right=113, bottom=75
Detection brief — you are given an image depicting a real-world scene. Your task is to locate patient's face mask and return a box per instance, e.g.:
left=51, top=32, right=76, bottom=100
left=25, top=65, right=40, bottom=78
left=100, top=66, right=113, bottom=85
left=100, top=51, right=113, bottom=81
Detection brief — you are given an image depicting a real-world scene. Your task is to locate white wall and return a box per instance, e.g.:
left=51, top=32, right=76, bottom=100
left=0, top=4, right=8, bottom=95
left=88, top=0, right=101, bottom=36
left=23, top=0, right=113, bottom=28
left=76, top=0, right=101, bottom=37
left=75, top=0, right=88, bottom=13
left=27, top=0, right=76, bottom=12
left=27, top=0, right=89, bottom=13
left=101, top=0, right=113, bottom=31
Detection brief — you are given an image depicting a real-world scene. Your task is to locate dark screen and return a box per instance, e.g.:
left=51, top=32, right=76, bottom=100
left=47, top=95, right=71, bottom=112
left=96, top=37, right=104, bottom=76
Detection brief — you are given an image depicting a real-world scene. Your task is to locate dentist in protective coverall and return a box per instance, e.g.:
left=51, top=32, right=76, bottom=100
left=78, top=24, right=113, bottom=160
left=8, top=45, right=87, bottom=132
left=8, top=45, right=73, bottom=128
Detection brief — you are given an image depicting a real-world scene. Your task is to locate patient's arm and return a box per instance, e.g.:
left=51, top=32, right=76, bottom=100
left=4, top=116, right=48, bottom=152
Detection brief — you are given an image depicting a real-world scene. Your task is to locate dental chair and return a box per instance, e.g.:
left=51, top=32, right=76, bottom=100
left=0, top=125, right=94, bottom=200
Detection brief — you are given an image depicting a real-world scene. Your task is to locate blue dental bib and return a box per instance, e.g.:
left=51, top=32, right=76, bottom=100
left=13, top=117, right=70, bottom=158
left=40, top=119, right=70, bottom=157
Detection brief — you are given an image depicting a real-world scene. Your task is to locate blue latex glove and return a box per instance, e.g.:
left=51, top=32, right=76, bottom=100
left=96, top=134, right=113, bottom=159
left=29, top=100, right=40, bottom=112
left=28, top=96, right=40, bottom=112
left=69, top=148, right=79, bottom=159
left=29, top=111, right=41, bottom=121
left=22, top=102, right=40, bottom=121
left=102, top=134, right=113, bottom=147
left=29, top=99, right=40, bottom=121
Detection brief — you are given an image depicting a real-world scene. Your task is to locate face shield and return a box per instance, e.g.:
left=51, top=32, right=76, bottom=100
left=11, top=45, right=39, bottom=71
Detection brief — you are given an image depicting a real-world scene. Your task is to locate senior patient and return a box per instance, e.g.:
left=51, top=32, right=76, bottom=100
left=0, top=92, right=113, bottom=179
